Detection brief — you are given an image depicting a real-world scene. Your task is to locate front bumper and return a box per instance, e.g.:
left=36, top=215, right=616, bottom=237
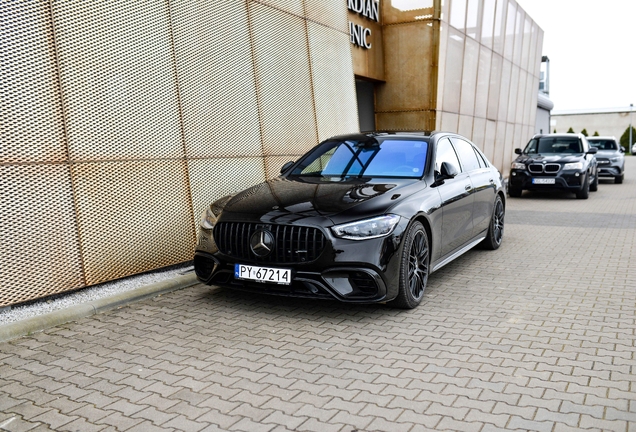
left=193, top=219, right=409, bottom=303
left=509, top=169, right=586, bottom=191
left=195, top=251, right=389, bottom=302
left=596, top=163, right=623, bottom=178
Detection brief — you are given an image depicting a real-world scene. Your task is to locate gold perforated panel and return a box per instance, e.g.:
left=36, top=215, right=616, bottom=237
left=308, top=22, right=358, bottom=141
left=250, top=1, right=318, bottom=156
left=2, top=1, right=364, bottom=306
left=1, top=165, right=84, bottom=307
left=52, top=1, right=182, bottom=160
left=171, top=2, right=262, bottom=158
left=376, top=110, right=436, bottom=132
left=256, top=0, right=304, bottom=17
left=304, top=0, right=348, bottom=32
left=188, top=157, right=266, bottom=238
left=72, top=160, right=195, bottom=285
left=1, top=2, right=67, bottom=164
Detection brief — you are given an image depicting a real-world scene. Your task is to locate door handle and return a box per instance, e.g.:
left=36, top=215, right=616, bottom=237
left=465, top=184, right=472, bottom=191
left=489, top=178, right=495, bottom=184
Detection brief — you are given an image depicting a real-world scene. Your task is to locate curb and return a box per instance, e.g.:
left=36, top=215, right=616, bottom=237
left=0, top=273, right=199, bottom=343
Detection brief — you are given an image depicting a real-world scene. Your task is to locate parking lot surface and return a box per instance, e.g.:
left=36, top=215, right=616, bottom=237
left=1, top=159, right=635, bottom=432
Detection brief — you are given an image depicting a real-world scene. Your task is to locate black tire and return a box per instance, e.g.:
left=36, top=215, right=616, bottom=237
left=615, top=174, right=624, bottom=184
left=590, top=171, right=598, bottom=192
left=481, top=195, right=505, bottom=250
left=508, top=186, right=522, bottom=198
left=576, top=174, right=590, bottom=199
left=389, top=221, right=429, bottom=309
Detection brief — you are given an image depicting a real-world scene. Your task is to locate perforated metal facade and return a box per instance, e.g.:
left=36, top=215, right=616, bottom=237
left=1, top=1, right=357, bottom=306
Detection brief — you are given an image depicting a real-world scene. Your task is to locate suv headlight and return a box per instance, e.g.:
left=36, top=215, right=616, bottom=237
left=511, top=162, right=526, bottom=170
left=331, top=215, right=401, bottom=240
left=611, top=156, right=621, bottom=162
left=563, top=162, right=583, bottom=170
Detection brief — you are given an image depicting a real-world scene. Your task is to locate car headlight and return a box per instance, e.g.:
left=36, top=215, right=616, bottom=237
left=511, top=162, right=526, bottom=170
left=200, top=195, right=233, bottom=230
left=611, top=157, right=621, bottom=162
left=563, top=162, right=583, bottom=170
left=200, top=206, right=217, bottom=230
left=331, top=214, right=401, bottom=240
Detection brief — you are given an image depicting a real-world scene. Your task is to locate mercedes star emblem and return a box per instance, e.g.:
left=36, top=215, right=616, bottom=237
left=250, top=229, right=274, bottom=257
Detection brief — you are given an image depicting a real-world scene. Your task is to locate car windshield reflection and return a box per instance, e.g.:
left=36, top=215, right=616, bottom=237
left=290, top=139, right=428, bottom=179
left=588, top=140, right=617, bottom=150
left=524, top=137, right=582, bottom=154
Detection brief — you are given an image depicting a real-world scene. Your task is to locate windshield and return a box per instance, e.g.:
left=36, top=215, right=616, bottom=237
left=290, top=139, right=428, bottom=178
left=524, top=137, right=582, bottom=154
left=588, top=139, right=617, bottom=150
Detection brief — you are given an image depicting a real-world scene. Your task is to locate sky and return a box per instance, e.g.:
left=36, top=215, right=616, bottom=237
left=515, top=0, right=636, bottom=112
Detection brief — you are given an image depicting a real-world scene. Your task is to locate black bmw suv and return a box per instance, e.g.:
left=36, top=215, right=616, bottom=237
left=509, top=133, right=598, bottom=199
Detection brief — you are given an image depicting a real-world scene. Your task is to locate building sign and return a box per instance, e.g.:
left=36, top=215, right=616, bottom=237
left=348, top=0, right=379, bottom=49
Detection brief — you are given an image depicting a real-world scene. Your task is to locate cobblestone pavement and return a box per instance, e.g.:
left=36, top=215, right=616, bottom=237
left=2, top=159, right=635, bottom=432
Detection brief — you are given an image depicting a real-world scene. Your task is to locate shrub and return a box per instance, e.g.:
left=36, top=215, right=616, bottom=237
left=567, top=127, right=575, bottom=133
left=620, top=126, right=636, bottom=153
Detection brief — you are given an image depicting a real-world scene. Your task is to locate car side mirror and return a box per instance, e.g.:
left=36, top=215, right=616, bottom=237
left=280, top=161, right=295, bottom=174
left=620, top=146, right=625, bottom=153
left=440, top=161, right=459, bottom=178
left=586, top=147, right=598, bottom=154
left=433, top=162, right=459, bottom=187
left=514, top=148, right=522, bottom=155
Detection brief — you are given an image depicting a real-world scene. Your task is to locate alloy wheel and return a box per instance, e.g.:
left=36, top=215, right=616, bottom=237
left=493, top=200, right=504, bottom=245
left=408, top=231, right=429, bottom=300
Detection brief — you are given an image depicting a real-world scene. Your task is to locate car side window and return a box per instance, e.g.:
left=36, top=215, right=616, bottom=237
left=451, top=138, right=482, bottom=172
left=525, top=139, right=538, bottom=154
left=435, top=138, right=462, bottom=173
left=474, top=147, right=489, bottom=167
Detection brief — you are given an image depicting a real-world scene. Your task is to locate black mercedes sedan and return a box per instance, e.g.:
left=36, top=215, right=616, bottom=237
left=509, top=133, right=598, bottom=199
left=194, top=132, right=505, bottom=309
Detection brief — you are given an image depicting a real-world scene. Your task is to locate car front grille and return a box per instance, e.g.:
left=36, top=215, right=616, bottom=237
left=528, top=163, right=561, bottom=174
left=214, top=222, right=326, bottom=264
left=596, top=158, right=610, bottom=165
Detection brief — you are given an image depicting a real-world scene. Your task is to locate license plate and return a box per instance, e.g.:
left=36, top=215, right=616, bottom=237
left=234, top=264, right=291, bottom=285
left=532, top=178, right=555, bottom=184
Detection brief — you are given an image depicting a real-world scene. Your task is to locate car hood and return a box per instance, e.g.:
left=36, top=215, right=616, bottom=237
left=594, top=150, right=620, bottom=157
left=514, top=154, right=586, bottom=164
left=217, top=176, right=426, bottom=226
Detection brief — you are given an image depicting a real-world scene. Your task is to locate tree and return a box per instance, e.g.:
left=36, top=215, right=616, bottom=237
left=581, top=129, right=588, bottom=136
left=593, top=131, right=599, bottom=136
left=620, top=125, right=636, bottom=152
left=567, top=127, right=575, bottom=133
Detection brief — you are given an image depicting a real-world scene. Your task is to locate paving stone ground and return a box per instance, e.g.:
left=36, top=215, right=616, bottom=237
left=1, top=158, right=635, bottom=432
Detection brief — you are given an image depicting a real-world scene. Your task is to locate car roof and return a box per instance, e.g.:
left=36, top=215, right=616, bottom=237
left=532, top=133, right=585, bottom=139
left=587, top=136, right=617, bottom=140
left=328, top=132, right=433, bottom=142
left=368, top=131, right=433, bottom=138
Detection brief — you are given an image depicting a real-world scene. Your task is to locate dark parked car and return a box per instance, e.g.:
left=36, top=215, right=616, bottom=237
left=509, top=133, right=598, bottom=199
left=587, top=136, right=625, bottom=183
left=194, top=132, right=505, bottom=309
